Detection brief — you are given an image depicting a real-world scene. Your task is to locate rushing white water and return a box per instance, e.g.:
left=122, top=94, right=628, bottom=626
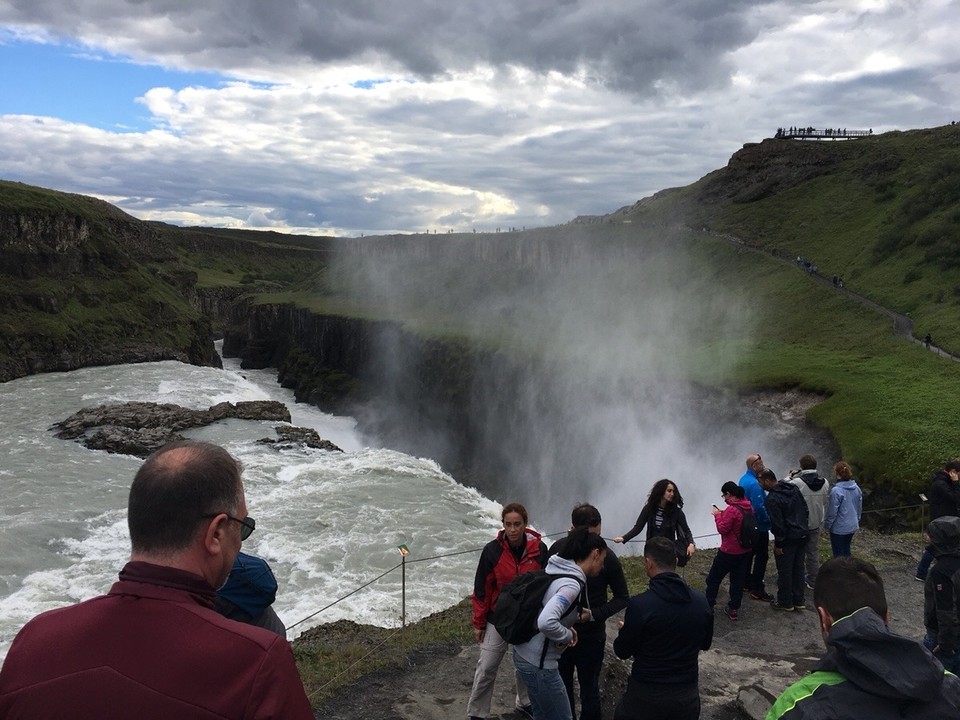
left=0, top=350, right=507, bottom=662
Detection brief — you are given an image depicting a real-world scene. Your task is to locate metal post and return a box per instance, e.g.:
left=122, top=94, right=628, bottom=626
left=397, top=544, right=410, bottom=627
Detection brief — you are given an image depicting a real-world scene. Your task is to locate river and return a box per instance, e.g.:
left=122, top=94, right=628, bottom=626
left=0, top=349, right=506, bottom=662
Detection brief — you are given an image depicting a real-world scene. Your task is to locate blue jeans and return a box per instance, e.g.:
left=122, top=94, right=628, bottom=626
left=513, top=650, right=573, bottom=720
left=830, top=532, right=853, bottom=557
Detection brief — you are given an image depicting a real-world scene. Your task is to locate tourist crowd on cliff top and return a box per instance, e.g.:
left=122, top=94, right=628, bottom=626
left=1, top=442, right=960, bottom=720
left=465, top=451, right=960, bottom=720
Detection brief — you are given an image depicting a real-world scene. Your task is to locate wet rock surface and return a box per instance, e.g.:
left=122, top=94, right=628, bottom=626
left=257, top=425, right=343, bottom=452
left=53, top=400, right=295, bottom=457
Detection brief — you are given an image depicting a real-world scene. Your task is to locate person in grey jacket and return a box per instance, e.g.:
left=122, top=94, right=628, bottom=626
left=512, top=528, right=607, bottom=720
left=823, top=460, right=862, bottom=557
left=548, top=504, right=628, bottom=720
left=787, top=454, right=829, bottom=588
left=923, top=515, right=960, bottom=673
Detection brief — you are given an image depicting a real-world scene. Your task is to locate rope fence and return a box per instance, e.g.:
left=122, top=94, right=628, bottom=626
left=283, top=500, right=930, bottom=638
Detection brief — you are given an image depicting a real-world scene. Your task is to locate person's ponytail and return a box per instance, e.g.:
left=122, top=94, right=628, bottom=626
left=558, top=526, right=607, bottom=561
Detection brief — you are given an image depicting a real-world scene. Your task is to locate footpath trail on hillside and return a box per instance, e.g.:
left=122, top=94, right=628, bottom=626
left=692, top=225, right=960, bottom=362
left=312, top=530, right=927, bottom=720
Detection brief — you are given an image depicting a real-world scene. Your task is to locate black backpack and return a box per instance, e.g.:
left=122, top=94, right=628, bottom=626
left=735, top=505, right=757, bottom=549
left=490, top=570, right=583, bottom=645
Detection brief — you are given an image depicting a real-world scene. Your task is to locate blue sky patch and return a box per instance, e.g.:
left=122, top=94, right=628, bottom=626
left=0, top=40, right=225, bottom=132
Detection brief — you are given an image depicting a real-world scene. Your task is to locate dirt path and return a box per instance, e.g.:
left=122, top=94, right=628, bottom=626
left=311, top=530, right=928, bottom=720
left=691, top=225, right=960, bottom=362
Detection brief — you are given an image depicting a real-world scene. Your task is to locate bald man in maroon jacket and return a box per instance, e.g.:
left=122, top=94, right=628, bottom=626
left=0, top=441, right=314, bottom=720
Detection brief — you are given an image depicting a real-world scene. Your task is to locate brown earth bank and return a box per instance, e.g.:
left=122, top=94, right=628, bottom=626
left=302, top=529, right=927, bottom=720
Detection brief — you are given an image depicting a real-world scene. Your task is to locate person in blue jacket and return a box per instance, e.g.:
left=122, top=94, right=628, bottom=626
left=822, top=460, right=862, bottom=557
left=739, top=453, right=774, bottom=601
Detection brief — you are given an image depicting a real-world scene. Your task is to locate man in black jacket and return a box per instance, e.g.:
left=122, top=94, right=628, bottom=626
left=764, top=469, right=809, bottom=612
left=923, top=516, right=960, bottom=673
left=548, top=504, right=629, bottom=720
left=916, top=459, right=960, bottom=580
left=612, top=536, right=713, bottom=720
left=769, top=557, right=960, bottom=719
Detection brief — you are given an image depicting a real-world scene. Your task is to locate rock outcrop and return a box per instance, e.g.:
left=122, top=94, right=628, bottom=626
left=54, top=400, right=295, bottom=457
left=257, top=425, right=343, bottom=452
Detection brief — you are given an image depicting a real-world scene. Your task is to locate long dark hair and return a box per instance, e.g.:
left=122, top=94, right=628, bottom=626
left=645, top=478, right=683, bottom=515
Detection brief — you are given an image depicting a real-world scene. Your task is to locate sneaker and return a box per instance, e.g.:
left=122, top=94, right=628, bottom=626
left=771, top=601, right=794, bottom=611
left=804, top=580, right=815, bottom=590
left=514, top=704, right=534, bottom=719
left=750, top=590, right=775, bottom=602
left=793, top=604, right=806, bottom=612
left=915, top=575, right=926, bottom=582
left=724, top=605, right=738, bottom=621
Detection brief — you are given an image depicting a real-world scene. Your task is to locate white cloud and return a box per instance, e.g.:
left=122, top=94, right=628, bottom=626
left=1, top=0, right=959, bottom=235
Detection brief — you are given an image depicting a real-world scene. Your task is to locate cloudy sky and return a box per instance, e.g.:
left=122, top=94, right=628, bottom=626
left=1, top=1, right=958, bottom=237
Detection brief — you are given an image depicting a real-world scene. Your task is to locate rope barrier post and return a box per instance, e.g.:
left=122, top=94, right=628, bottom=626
left=397, top=544, right=410, bottom=662
left=397, top=544, right=409, bottom=628
left=919, top=494, right=927, bottom=547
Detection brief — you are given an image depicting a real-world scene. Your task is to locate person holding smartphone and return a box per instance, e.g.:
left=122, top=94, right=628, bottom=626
left=704, top=482, right=754, bottom=620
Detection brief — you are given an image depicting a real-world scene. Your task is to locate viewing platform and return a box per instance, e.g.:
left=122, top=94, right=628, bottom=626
left=775, top=126, right=873, bottom=140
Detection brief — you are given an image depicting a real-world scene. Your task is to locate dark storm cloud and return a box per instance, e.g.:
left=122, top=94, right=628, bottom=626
left=0, top=0, right=788, bottom=95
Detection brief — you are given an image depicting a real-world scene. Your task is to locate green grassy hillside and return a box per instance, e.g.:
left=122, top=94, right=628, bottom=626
left=631, top=124, right=960, bottom=352
left=611, top=125, right=960, bottom=491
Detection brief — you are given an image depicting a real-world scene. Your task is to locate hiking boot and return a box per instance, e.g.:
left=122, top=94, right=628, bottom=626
left=514, top=704, right=534, bottom=719
left=724, top=605, right=738, bottom=621
left=750, top=590, right=774, bottom=602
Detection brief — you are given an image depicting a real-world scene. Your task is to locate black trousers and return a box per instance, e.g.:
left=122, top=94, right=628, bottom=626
left=746, top=529, right=769, bottom=593
left=558, top=629, right=605, bottom=720
left=774, top=539, right=806, bottom=607
left=614, top=678, right=699, bottom=720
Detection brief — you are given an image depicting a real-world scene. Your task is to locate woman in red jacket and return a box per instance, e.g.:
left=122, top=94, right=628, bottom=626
left=467, top=502, right=548, bottom=720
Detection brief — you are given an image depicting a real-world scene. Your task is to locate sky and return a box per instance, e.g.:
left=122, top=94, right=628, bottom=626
left=1, top=1, right=959, bottom=238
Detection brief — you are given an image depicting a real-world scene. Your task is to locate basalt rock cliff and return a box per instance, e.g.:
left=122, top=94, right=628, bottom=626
left=0, top=180, right=220, bottom=382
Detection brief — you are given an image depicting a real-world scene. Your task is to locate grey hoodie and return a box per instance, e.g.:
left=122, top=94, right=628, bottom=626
left=512, top=554, right=585, bottom=670
left=789, top=469, right=829, bottom=530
